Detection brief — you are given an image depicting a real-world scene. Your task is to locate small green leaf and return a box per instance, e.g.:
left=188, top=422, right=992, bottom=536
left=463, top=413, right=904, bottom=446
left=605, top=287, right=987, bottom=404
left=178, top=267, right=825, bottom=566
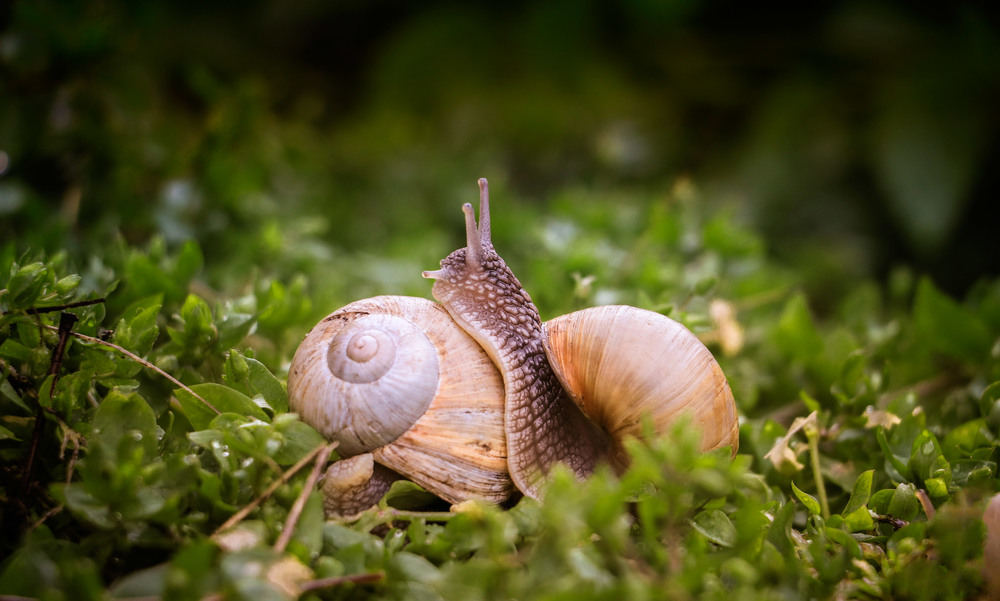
left=791, top=481, right=822, bottom=516
left=92, top=389, right=157, bottom=457
left=942, top=418, right=994, bottom=460
left=842, top=505, right=875, bottom=532
left=842, top=470, right=874, bottom=517
left=0, top=338, right=31, bottom=361
left=691, top=509, right=737, bottom=547
left=824, top=526, right=863, bottom=559
left=179, top=294, right=213, bottom=335
left=0, top=423, right=17, bottom=440
left=0, top=374, right=32, bottom=413
left=924, top=478, right=948, bottom=498
left=886, top=483, right=919, bottom=521
left=174, top=240, right=204, bottom=285
left=223, top=352, right=288, bottom=413
left=877, top=427, right=913, bottom=481
left=910, top=430, right=947, bottom=484
left=6, top=262, right=48, bottom=309
left=113, top=295, right=162, bottom=356
left=271, top=415, right=326, bottom=465
left=175, top=383, right=269, bottom=431
left=54, top=274, right=82, bottom=297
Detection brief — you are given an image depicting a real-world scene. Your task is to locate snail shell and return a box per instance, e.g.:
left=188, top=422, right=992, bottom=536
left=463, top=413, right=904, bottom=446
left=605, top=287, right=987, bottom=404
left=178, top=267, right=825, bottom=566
left=287, top=295, right=513, bottom=514
left=543, top=305, right=739, bottom=472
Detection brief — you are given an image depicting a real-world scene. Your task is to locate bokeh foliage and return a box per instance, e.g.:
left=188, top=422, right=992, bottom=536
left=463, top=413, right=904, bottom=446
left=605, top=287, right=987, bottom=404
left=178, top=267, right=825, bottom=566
left=2, top=1, right=1000, bottom=600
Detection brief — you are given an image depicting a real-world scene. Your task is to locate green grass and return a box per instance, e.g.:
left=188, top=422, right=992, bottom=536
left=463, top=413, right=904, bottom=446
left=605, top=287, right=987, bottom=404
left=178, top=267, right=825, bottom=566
left=1, top=182, right=997, bottom=600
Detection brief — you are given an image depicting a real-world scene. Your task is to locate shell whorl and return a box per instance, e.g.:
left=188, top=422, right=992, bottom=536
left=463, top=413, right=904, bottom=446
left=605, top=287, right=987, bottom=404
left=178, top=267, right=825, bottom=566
left=288, top=297, right=441, bottom=457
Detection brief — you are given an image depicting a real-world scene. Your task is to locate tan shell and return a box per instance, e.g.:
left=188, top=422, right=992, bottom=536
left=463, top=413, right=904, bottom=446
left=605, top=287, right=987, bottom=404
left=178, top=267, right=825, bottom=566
left=542, top=305, right=739, bottom=470
left=288, top=296, right=513, bottom=505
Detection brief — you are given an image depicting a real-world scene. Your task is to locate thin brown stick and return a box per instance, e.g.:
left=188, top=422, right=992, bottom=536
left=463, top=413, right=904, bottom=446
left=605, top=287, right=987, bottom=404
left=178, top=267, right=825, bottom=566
left=299, top=572, right=384, bottom=592
left=21, top=313, right=79, bottom=497
left=273, top=443, right=336, bottom=552
left=212, top=441, right=337, bottom=536
left=26, top=297, right=106, bottom=315
left=30, top=504, right=64, bottom=531
left=916, top=489, right=935, bottom=520
left=195, top=572, right=383, bottom=601
left=42, top=324, right=220, bottom=415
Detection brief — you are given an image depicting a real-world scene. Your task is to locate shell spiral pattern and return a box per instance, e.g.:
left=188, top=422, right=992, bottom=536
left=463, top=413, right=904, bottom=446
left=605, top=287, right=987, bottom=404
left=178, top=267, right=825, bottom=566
left=288, top=301, right=440, bottom=457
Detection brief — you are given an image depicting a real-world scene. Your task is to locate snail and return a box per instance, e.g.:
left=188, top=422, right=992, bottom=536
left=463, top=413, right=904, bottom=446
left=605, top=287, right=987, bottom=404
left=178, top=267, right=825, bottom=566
left=287, top=179, right=739, bottom=517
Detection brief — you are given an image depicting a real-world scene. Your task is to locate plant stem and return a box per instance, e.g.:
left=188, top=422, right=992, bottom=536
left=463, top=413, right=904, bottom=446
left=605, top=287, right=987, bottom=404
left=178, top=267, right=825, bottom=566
left=299, top=572, right=384, bottom=592
left=806, top=425, right=830, bottom=519
left=43, top=324, right=220, bottom=415
left=274, top=442, right=335, bottom=552
left=213, top=441, right=337, bottom=536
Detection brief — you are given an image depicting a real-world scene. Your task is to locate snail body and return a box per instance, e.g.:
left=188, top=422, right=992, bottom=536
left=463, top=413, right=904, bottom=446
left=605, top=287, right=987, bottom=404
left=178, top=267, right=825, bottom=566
left=288, top=179, right=738, bottom=516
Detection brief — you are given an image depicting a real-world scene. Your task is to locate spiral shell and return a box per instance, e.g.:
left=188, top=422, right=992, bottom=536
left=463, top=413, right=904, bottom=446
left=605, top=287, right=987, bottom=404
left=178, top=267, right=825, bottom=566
left=542, top=305, right=739, bottom=470
left=288, top=296, right=513, bottom=506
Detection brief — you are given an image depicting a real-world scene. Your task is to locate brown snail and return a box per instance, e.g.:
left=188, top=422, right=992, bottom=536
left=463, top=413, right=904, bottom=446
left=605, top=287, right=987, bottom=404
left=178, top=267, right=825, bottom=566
left=287, top=179, right=739, bottom=517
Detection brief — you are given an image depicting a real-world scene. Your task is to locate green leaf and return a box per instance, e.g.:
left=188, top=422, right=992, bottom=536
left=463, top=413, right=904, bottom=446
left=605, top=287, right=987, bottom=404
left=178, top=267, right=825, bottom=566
left=691, top=509, right=737, bottom=547
left=913, top=278, right=992, bottom=363
left=877, top=426, right=914, bottom=481
left=0, top=372, right=32, bottom=413
left=791, top=481, right=822, bottom=516
left=92, top=389, right=158, bottom=458
left=178, top=294, right=214, bottom=338
left=824, top=526, right=863, bottom=560
left=0, top=423, right=17, bottom=440
left=842, top=470, right=874, bottom=517
left=924, top=478, right=949, bottom=498
left=271, top=415, right=325, bottom=465
left=886, top=483, right=920, bottom=521
left=909, top=430, right=948, bottom=484
left=5, top=262, right=48, bottom=309
left=0, top=338, right=31, bottom=361
left=174, top=240, right=204, bottom=285
left=216, top=311, right=255, bottom=350
left=842, top=505, right=875, bottom=532
left=113, top=295, right=162, bottom=356
left=175, top=383, right=269, bottom=431
left=223, top=352, right=288, bottom=414
left=942, top=418, right=994, bottom=460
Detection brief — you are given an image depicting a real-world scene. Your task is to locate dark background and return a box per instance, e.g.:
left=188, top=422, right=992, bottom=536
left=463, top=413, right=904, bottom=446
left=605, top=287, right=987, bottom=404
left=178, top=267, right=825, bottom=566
left=2, top=0, right=998, bottom=297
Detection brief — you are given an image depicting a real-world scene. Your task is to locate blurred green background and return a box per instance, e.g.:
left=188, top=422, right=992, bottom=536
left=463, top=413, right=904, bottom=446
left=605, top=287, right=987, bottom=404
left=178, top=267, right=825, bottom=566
left=2, top=0, right=998, bottom=302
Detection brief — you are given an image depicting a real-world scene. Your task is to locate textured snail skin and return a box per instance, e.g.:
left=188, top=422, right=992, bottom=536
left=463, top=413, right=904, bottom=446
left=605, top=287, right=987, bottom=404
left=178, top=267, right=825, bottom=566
left=320, top=454, right=402, bottom=520
left=424, top=179, right=610, bottom=498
